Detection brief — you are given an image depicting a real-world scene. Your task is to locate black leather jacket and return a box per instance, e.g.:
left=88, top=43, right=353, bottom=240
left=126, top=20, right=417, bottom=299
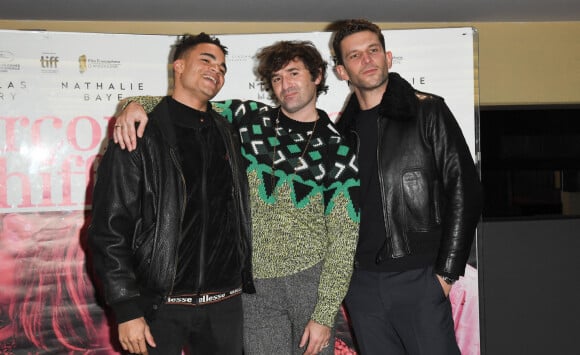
left=89, top=97, right=254, bottom=323
left=336, top=73, right=482, bottom=279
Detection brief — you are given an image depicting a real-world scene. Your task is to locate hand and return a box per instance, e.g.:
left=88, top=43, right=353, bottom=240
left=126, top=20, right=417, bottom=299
left=299, top=320, right=331, bottom=355
left=118, top=317, right=156, bottom=354
left=435, top=274, right=453, bottom=298
left=113, top=101, right=148, bottom=151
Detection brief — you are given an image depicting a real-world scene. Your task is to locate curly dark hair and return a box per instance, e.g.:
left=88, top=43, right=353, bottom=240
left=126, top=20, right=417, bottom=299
left=172, top=32, right=228, bottom=62
left=330, top=19, right=386, bottom=66
left=255, top=40, right=329, bottom=98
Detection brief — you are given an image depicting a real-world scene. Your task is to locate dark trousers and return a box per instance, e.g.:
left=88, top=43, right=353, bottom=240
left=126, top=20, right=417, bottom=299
left=146, top=295, right=243, bottom=355
left=344, top=266, right=460, bottom=355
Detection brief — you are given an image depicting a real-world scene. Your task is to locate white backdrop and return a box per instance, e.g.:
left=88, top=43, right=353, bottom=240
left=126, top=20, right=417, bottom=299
left=0, top=28, right=477, bottom=213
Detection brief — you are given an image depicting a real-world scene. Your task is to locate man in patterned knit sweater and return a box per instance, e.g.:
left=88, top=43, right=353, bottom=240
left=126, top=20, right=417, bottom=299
left=114, top=40, right=360, bottom=355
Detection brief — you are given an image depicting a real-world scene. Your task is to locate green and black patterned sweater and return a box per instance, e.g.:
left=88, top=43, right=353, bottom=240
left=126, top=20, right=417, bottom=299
left=128, top=97, right=360, bottom=327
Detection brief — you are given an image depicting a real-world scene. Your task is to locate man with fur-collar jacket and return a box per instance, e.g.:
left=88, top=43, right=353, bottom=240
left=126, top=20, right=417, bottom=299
left=332, top=19, right=482, bottom=355
left=89, top=33, right=254, bottom=355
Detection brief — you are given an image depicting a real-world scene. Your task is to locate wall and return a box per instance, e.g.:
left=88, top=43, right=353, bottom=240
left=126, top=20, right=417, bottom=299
left=480, top=218, right=580, bottom=355
left=1, top=20, right=579, bottom=106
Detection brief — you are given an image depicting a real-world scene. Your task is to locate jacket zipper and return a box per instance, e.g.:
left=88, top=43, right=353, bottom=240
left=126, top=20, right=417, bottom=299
left=375, top=117, right=392, bottom=258
left=168, top=148, right=187, bottom=298
left=197, top=130, right=208, bottom=293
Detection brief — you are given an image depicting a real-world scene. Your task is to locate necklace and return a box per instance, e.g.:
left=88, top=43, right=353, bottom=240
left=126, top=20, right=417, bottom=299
left=270, top=108, right=319, bottom=191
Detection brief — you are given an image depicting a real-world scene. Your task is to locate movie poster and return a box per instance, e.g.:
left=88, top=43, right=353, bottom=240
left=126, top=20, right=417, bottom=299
left=0, top=28, right=479, bottom=354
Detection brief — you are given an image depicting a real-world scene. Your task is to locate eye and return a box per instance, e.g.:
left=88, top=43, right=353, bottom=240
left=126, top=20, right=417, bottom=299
left=272, top=77, right=281, bottom=83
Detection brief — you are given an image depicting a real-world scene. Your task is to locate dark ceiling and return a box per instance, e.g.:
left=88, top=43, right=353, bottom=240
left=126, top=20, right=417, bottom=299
left=2, top=0, right=580, bottom=23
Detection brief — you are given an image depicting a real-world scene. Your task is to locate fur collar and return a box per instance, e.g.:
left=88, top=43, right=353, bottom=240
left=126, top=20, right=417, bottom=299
left=338, top=72, right=419, bottom=131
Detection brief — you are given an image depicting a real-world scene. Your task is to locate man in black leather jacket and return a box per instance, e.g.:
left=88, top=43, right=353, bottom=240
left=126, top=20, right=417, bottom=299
left=88, top=33, right=254, bottom=355
left=331, top=19, right=483, bottom=354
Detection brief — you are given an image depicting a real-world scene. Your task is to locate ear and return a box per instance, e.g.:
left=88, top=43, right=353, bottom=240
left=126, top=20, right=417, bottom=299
left=385, top=51, right=393, bottom=70
left=335, top=64, right=350, bottom=82
left=314, top=69, right=323, bottom=85
left=173, top=59, right=184, bottom=74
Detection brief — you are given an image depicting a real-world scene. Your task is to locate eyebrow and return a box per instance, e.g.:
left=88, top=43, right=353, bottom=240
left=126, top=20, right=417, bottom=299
left=274, top=65, right=302, bottom=75
left=346, top=41, right=382, bottom=55
left=200, top=52, right=227, bottom=73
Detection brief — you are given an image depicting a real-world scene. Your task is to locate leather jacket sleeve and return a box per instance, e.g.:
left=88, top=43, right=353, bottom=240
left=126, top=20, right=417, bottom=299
left=428, top=99, right=483, bottom=279
left=88, top=139, right=145, bottom=320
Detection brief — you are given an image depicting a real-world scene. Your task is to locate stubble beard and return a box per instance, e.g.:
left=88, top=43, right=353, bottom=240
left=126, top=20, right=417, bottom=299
left=280, top=91, right=317, bottom=116
left=354, top=68, right=388, bottom=92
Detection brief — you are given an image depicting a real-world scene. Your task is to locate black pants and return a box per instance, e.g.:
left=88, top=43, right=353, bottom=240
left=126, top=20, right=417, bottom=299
left=344, top=266, right=460, bottom=355
left=146, top=295, right=243, bottom=355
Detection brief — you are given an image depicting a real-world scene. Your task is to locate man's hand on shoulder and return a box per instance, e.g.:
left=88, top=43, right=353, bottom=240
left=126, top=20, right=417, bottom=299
left=114, top=101, right=148, bottom=151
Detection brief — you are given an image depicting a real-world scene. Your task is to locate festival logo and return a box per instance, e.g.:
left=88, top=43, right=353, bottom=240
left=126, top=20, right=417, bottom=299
left=40, top=52, right=59, bottom=73
left=78, top=55, right=122, bottom=72
left=79, top=54, right=87, bottom=73
left=0, top=50, right=20, bottom=72
left=0, top=50, right=15, bottom=62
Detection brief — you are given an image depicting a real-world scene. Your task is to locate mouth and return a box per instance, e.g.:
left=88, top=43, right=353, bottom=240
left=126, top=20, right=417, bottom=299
left=362, top=67, right=378, bottom=76
left=282, top=90, right=298, bottom=100
left=203, top=74, right=218, bottom=85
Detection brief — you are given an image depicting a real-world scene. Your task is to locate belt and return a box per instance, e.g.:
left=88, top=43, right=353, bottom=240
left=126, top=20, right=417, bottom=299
left=165, top=286, right=242, bottom=306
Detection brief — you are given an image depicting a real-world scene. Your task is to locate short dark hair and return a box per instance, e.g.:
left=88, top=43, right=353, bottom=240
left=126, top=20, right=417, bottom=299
left=255, top=40, right=329, bottom=97
left=330, top=19, right=386, bottom=66
left=172, top=32, right=228, bottom=62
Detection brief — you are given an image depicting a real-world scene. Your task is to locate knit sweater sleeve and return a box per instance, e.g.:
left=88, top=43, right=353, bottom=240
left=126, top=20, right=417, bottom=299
left=121, top=96, right=163, bottom=113
left=121, top=97, right=269, bottom=124
left=311, top=137, right=360, bottom=327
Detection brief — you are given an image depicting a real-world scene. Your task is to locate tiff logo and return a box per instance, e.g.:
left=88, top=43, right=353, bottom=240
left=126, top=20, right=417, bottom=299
left=40, top=56, right=59, bottom=68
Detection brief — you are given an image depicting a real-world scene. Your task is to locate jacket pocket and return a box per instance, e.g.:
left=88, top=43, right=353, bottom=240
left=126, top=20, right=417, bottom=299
left=402, top=169, right=441, bottom=231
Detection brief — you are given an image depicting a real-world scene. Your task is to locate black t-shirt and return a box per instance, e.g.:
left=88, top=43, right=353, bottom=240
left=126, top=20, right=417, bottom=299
left=354, top=106, right=388, bottom=271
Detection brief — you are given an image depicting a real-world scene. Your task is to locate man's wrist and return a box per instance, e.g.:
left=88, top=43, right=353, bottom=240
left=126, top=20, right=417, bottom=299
left=441, top=275, right=458, bottom=285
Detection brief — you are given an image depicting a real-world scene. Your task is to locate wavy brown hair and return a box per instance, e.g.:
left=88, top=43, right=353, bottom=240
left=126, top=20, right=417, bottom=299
left=255, top=40, right=329, bottom=99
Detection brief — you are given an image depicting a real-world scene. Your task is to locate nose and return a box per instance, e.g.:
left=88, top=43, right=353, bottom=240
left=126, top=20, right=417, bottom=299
left=280, top=76, right=292, bottom=90
left=361, top=52, right=372, bottom=64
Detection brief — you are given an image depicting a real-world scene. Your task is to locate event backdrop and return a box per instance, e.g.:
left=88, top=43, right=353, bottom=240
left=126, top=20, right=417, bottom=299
left=0, top=28, right=480, bottom=354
